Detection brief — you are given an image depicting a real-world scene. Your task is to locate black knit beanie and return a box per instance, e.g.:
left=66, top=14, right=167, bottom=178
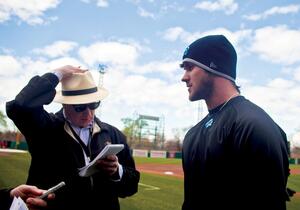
left=181, top=35, right=237, bottom=82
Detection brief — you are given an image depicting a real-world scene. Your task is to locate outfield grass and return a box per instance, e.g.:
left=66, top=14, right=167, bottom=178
left=134, top=157, right=182, bottom=165
left=120, top=173, right=183, bottom=210
left=0, top=152, right=30, bottom=187
left=0, top=151, right=299, bottom=210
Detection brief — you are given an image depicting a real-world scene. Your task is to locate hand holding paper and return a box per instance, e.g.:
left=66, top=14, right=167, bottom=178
left=78, top=144, right=124, bottom=177
left=9, top=197, right=28, bottom=210
left=96, top=154, right=119, bottom=176
left=9, top=184, right=53, bottom=210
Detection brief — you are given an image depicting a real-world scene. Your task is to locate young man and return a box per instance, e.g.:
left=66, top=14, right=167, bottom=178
left=6, top=66, right=140, bottom=210
left=0, top=184, right=54, bottom=210
left=180, top=35, right=290, bottom=210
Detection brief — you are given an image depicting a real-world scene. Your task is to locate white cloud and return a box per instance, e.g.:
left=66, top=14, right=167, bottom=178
left=250, top=25, right=300, bottom=65
left=0, top=55, right=22, bottom=77
left=284, top=64, right=300, bottom=83
left=293, top=66, right=300, bottom=81
left=80, top=0, right=109, bottom=7
left=46, top=57, right=84, bottom=70
left=244, top=4, right=300, bottom=21
left=162, top=27, right=186, bottom=42
left=133, top=60, right=179, bottom=79
left=163, top=25, right=300, bottom=66
left=0, top=51, right=193, bottom=140
left=162, top=26, right=252, bottom=45
left=0, top=0, right=61, bottom=25
left=190, top=28, right=252, bottom=48
left=0, top=57, right=47, bottom=103
left=292, top=132, right=300, bottom=148
left=32, top=41, right=78, bottom=58
left=2, top=34, right=300, bottom=141
left=99, top=68, right=197, bottom=140
left=137, top=7, right=156, bottom=19
left=78, top=41, right=140, bottom=67
left=161, top=2, right=184, bottom=13
left=267, top=78, right=294, bottom=89
left=194, top=0, right=238, bottom=15
left=97, top=0, right=109, bottom=7
left=162, top=27, right=252, bottom=56
left=243, top=77, right=300, bottom=137
left=0, top=55, right=84, bottom=107
left=125, top=1, right=185, bottom=20
left=0, top=8, right=10, bottom=22
left=161, top=25, right=300, bottom=137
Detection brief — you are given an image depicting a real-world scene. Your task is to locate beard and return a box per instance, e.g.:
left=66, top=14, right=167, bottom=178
left=189, top=73, right=214, bottom=101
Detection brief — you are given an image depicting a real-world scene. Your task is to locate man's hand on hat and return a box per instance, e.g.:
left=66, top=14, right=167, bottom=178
left=53, top=65, right=87, bottom=81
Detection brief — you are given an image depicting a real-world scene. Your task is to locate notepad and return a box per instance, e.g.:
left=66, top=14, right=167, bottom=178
left=9, top=197, right=28, bottom=210
left=78, top=144, right=124, bottom=177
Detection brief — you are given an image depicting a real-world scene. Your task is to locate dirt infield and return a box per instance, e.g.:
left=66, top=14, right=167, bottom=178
left=0, top=152, right=9, bottom=157
left=290, top=168, right=300, bottom=175
left=137, top=163, right=300, bottom=178
left=136, top=163, right=183, bottom=178
left=137, top=163, right=300, bottom=197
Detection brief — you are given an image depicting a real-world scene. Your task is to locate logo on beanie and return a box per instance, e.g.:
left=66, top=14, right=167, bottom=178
left=183, top=46, right=189, bottom=56
left=209, top=62, right=217, bottom=69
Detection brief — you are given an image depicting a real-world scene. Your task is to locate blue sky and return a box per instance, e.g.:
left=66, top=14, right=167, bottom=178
left=1, top=0, right=300, bottom=146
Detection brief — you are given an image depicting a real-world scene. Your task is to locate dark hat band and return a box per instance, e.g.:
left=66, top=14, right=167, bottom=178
left=182, top=58, right=235, bottom=82
left=62, top=87, right=98, bottom=96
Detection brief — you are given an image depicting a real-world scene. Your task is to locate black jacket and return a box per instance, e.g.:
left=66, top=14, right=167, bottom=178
left=6, top=73, right=140, bottom=210
left=182, top=96, right=290, bottom=210
left=0, top=189, right=12, bottom=210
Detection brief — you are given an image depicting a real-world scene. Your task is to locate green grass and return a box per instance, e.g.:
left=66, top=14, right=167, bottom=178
left=0, top=152, right=31, bottom=187
left=290, top=164, right=300, bottom=169
left=0, top=151, right=299, bottom=210
left=288, top=175, right=300, bottom=192
left=134, top=157, right=182, bottom=164
left=120, top=173, right=183, bottom=210
left=287, top=174, right=300, bottom=210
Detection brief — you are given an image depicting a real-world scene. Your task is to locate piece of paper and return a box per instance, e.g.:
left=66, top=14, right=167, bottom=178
left=9, top=197, right=28, bottom=210
left=78, top=144, right=124, bottom=177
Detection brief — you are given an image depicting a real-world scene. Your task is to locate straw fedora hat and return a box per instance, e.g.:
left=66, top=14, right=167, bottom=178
left=54, top=71, right=108, bottom=104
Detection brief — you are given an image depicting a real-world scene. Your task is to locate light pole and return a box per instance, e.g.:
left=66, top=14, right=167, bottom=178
left=97, top=63, right=107, bottom=118
left=98, top=63, right=107, bottom=87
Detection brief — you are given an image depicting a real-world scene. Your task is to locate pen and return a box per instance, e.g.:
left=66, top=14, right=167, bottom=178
left=38, top=181, right=66, bottom=199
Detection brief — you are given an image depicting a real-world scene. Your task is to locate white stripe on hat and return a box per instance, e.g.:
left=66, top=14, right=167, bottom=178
left=182, top=58, right=235, bottom=82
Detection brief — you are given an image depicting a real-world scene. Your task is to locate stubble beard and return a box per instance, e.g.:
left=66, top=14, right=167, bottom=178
left=189, top=74, right=214, bottom=102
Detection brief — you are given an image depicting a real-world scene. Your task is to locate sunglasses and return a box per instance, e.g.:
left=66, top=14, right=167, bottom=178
left=72, top=101, right=101, bottom=112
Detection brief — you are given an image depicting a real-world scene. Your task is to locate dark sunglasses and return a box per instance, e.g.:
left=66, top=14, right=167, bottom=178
left=72, top=101, right=101, bottom=112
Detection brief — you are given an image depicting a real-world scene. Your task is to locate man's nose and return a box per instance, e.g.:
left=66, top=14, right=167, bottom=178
left=181, top=71, right=188, bottom=82
left=82, top=107, right=93, bottom=115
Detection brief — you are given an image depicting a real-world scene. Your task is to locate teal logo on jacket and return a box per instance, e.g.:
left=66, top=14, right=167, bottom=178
left=205, top=118, right=213, bottom=128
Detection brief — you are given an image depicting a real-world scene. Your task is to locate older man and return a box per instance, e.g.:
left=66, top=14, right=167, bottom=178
left=6, top=65, right=140, bottom=210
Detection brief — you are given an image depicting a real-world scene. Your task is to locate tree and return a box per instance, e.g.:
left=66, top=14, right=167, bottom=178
left=121, top=118, right=136, bottom=142
left=121, top=117, right=148, bottom=148
left=0, top=110, right=7, bottom=130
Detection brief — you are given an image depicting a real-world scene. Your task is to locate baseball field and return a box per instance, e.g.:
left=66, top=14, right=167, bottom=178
left=0, top=150, right=299, bottom=210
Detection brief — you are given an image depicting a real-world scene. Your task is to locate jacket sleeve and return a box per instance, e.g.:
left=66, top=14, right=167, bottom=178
left=6, top=73, right=59, bottom=148
left=109, top=126, right=140, bottom=198
left=233, top=115, right=289, bottom=208
left=116, top=140, right=140, bottom=198
left=0, top=188, right=13, bottom=210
